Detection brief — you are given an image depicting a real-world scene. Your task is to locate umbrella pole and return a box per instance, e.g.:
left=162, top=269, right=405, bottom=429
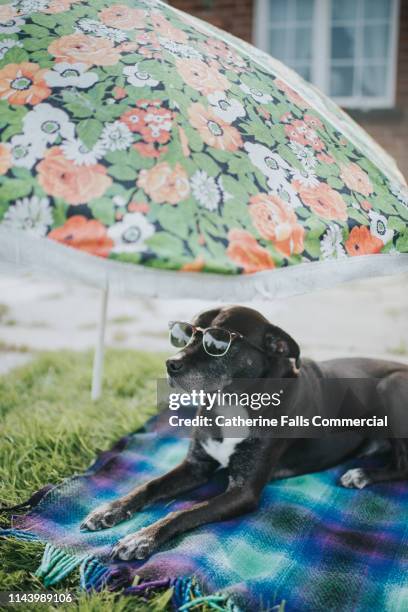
left=91, top=283, right=109, bottom=401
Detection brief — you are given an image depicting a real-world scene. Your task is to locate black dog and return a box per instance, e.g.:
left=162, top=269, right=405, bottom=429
left=81, top=306, right=408, bottom=561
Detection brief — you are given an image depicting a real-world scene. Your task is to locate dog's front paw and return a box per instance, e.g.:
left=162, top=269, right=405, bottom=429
left=340, top=468, right=370, bottom=489
left=111, top=528, right=156, bottom=561
left=81, top=502, right=132, bottom=531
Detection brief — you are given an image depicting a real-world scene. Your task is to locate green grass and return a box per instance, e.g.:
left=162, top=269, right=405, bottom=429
left=109, top=315, right=137, bottom=325
left=0, top=303, right=10, bottom=321
left=0, top=349, right=183, bottom=612
left=0, top=340, right=30, bottom=353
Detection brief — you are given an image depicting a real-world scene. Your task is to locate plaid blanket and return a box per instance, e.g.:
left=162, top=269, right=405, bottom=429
left=1, top=413, right=407, bottom=611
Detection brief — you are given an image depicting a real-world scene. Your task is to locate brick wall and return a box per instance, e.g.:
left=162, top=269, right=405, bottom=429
left=352, top=0, right=408, bottom=181
left=170, top=0, right=254, bottom=42
left=169, top=0, right=408, bottom=182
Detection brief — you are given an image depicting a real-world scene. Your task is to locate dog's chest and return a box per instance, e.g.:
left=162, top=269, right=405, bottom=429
left=200, top=403, right=249, bottom=468
left=201, top=437, right=244, bottom=467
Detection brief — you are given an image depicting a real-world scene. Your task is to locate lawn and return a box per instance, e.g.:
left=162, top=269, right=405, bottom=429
left=0, top=349, right=184, bottom=612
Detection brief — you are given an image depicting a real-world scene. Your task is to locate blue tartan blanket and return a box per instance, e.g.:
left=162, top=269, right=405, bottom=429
left=1, top=414, right=408, bottom=611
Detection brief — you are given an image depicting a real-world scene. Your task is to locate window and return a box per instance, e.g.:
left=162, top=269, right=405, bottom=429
left=254, top=0, right=400, bottom=109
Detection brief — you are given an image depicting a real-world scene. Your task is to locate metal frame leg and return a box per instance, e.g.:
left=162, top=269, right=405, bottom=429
left=91, top=284, right=109, bottom=401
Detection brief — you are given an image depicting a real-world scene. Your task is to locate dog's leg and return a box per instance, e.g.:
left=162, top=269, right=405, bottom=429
left=81, top=452, right=217, bottom=531
left=112, top=439, right=289, bottom=560
left=111, top=481, right=261, bottom=560
left=340, top=439, right=408, bottom=489
left=341, top=372, right=408, bottom=489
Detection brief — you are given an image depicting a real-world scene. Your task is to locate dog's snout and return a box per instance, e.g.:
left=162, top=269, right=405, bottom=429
left=166, top=358, right=184, bottom=374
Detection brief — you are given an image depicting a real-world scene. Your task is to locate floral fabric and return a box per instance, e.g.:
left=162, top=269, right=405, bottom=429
left=0, top=0, right=407, bottom=275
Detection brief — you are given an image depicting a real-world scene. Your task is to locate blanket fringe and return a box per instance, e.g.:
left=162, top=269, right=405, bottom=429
left=123, top=575, right=241, bottom=611
left=34, top=543, right=132, bottom=592
left=80, top=556, right=109, bottom=591
left=0, top=528, right=40, bottom=541
left=172, top=577, right=240, bottom=612
left=4, top=534, right=242, bottom=610
left=35, top=543, right=83, bottom=587
left=79, top=556, right=131, bottom=592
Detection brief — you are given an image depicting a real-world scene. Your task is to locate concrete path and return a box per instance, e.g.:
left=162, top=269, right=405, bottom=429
left=0, top=271, right=407, bottom=374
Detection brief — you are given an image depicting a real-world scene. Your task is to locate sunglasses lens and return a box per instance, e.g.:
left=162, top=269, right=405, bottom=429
left=203, top=328, right=231, bottom=356
left=169, top=322, right=194, bottom=348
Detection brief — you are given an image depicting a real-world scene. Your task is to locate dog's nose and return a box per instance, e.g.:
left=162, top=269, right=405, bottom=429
left=166, top=358, right=184, bottom=373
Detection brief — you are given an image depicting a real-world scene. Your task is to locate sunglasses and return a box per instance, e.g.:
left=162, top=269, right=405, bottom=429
left=168, top=321, right=266, bottom=357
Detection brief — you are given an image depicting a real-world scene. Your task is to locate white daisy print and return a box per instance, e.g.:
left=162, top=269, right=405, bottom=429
left=11, top=0, right=47, bottom=13
left=369, top=211, right=394, bottom=244
left=73, top=17, right=100, bottom=34
left=74, top=18, right=128, bottom=43
left=108, top=213, right=154, bottom=253
left=320, top=224, right=346, bottom=260
left=1, top=196, right=52, bottom=236
left=0, top=38, right=23, bottom=60
left=0, top=16, right=25, bottom=34
left=123, top=64, right=159, bottom=88
left=239, top=81, right=272, bottom=104
left=44, top=62, right=98, bottom=89
left=9, top=134, right=45, bottom=168
left=218, top=176, right=232, bottom=203
left=144, top=108, right=172, bottom=140
left=112, top=195, right=126, bottom=207
left=158, top=37, right=202, bottom=59
left=292, top=168, right=319, bottom=188
left=245, top=142, right=290, bottom=181
left=61, top=138, right=105, bottom=166
left=390, top=182, right=408, bottom=208
left=207, top=91, right=245, bottom=123
left=272, top=180, right=302, bottom=209
left=99, top=121, right=133, bottom=151
left=289, top=141, right=317, bottom=170
left=244, top=142, right=302, bottom=208
left=23, top=103, right=75, bottom=144
left=190, top=170, right=221, bottom=211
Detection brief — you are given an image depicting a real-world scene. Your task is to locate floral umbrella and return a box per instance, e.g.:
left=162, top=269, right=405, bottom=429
left=0, top=0, right=407, bottom=396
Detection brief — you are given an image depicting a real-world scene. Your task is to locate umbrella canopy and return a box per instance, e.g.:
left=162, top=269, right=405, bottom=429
left=0, top=0, right=407, bottom=302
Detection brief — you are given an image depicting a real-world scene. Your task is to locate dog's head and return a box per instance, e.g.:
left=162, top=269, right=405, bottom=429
left=166, top=305, right=300, bottom=392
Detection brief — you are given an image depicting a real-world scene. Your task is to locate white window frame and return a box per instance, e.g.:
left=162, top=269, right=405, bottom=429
left=253, top=0, right=400, bottom=110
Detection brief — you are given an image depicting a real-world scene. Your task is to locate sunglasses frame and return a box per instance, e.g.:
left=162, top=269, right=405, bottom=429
left=168, top=321, right=266, bottom=357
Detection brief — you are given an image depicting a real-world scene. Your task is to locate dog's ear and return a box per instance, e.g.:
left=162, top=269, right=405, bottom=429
left=264, top=325, right=300, bottom=369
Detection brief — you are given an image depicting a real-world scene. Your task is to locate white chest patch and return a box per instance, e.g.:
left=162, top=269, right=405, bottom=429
left=200, top=403, right=250, bottom=468
left=201, top=437, right=244, bottom=467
